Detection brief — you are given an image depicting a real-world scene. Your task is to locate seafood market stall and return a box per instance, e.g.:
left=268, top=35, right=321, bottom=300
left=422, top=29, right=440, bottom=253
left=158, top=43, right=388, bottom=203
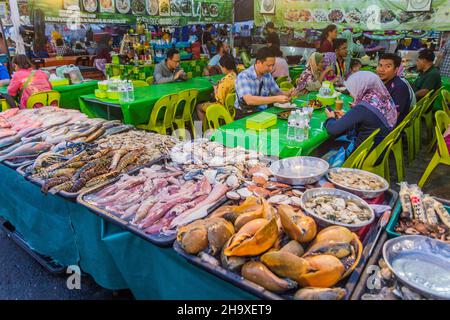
left=78, top=75, right=223, bottom=125
left=213, top=92, right=353, bottom=158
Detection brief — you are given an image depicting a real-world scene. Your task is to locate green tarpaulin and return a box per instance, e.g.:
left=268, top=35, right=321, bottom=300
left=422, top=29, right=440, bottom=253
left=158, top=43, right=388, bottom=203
left=213, top=92, right=352, bottom=159
left=79, top=75, right=223, bottom=125
left=0, top=164, right=256, bottom=299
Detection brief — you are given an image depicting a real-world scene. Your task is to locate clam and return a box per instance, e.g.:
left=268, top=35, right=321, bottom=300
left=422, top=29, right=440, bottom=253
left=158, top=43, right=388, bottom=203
left=260, top=251, right=309, bottom=284
left=226, top=191, right=241, bottom=200
left=237, top=187, right=253, bottom=199
left=278, top=204, right=317, bottom=243
left=290, top=196, right=303, bottom=207
left=223, top=218, right=278, bottom=257
left=292, top=189, right=304, bottom=197
left=242, top=261, right=298, bottom=293
left=226, top=175, right=240, bottom=188
left=268, top=194, right=290, bottom=205
left=298, top=255, right=345, bottom=288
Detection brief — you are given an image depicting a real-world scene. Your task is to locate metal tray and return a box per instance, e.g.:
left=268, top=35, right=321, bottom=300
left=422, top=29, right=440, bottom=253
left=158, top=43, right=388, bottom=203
left=173, top=189, right=398, bottom=300
left=22, top=157, right=165, bottom=201
left=77, top=159, right=230, bottom=248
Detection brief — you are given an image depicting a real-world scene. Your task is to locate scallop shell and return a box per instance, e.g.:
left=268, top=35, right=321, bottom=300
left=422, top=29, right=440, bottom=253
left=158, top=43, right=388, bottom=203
left=237, top=188, right=253, bottom=199
left=268, top=195, right=290, bottom=204
left=226, top=191, right=241, bottom=200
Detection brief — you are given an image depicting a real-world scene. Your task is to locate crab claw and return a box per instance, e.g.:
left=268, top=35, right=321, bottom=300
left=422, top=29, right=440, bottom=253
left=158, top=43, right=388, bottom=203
left=177, top=220, right=209, bottom=255
left=313, top=226, right=354, bottom=244
left=242, top=261, right=298, bottom=293
left=224, top=218, right=278, bottom=257
left=210, top=197, right=262, bottom=224
left=278, top=204, right=317, bottom=243
left=204, top=218, right=235, bottom=256
left=260, top=251, right=309, bottom=284
left=298, top=255, right=345, bottom=288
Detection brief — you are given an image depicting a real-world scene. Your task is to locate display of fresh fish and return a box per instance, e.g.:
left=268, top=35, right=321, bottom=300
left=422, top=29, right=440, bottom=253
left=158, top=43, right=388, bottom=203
left=0, top=142, right=52, bottom=162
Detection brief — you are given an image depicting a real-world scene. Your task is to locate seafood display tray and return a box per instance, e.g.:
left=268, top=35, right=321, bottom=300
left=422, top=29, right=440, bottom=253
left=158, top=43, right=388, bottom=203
left=0, top=216, right=66, bottom=274
left=22, top=157, right=165, bottom=201
left=386, top=199, right=450, bottom=238
left=77, top=158, right=229, bottom=248
left=173, top=190, right=398, bottom=300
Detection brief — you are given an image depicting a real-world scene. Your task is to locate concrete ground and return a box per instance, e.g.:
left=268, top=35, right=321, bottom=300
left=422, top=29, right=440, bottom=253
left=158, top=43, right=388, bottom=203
left=0, top=134, right=448, bottom=300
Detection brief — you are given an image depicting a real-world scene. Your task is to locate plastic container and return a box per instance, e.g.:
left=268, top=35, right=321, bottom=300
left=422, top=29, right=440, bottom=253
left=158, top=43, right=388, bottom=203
left=246, top=112, right=277, bottom=130
left=50, top=78, right=70, bottom=87
left=95, top=89, right=107, bottom=99
left=107, top=90, right=120, bottom=100
left=386, top=201, right=450, bottom=238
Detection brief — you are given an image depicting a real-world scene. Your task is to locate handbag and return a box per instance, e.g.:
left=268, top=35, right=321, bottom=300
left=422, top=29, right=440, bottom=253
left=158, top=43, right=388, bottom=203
left=235, top=80, right=265, bottom=119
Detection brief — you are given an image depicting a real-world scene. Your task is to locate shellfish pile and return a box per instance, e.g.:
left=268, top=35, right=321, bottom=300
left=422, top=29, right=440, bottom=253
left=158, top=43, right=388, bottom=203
left=328, top=169, right=386, bottom=191
left=396, top=183, right=450, bottom=242
left=303, top=195, right=372, bottom=225
left=177, top=197, right=363, bottom=300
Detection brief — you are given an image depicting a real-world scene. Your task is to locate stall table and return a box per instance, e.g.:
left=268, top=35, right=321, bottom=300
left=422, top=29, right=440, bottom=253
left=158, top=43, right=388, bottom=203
left=44, top=55, right=93, bottom=67
left=106, top=58, right=209, bottom=80
left=0, top=163, right=256, bottom=299
left=213, top=93, right=352, bottom=159
left=79, top=75, right=223, bottom=125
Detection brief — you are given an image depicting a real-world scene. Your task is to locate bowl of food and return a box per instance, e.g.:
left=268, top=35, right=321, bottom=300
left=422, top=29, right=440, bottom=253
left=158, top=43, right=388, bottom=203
left=383, top=235, right=450, bottom=300
left=316, top=93, right=337, bottom=106
left=269, top=156, right=329, bottom=186
left=301, top=188, right=375, bottom=231
left=327, top=168, right=389, bottom=199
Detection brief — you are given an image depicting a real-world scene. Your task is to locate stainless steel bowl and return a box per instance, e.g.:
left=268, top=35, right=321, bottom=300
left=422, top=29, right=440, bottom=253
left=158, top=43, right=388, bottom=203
left=300, top=188, right=375, bottom=231
left=326, top=168, right=389, bottom=199
left=269, top=156, right=329, bottom=186
left=383, top=235, right=450, bottom=300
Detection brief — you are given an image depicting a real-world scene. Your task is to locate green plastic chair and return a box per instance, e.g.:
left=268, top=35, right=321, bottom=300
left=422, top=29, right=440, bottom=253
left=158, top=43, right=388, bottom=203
left=46, top=90, right=61, bottom=107
left=205, top=103, right=234, bottom=130
left=225, top=92, right=236, bottom=120
left=280, top=81, right=294, bottom=91
left=26, top=92, right=49, bottom=109
left=360, top=120, right=408, bottom=183
left=241, top=51, right=252, bottom=68
left=137, top=93, right=178, bottom=135
left=276, top=76, right=289, bottom=86
left=442, top=90, right=450, bottom=116
left=342, top=129, right=380, bottom=169
left=413, top=90, right=434, bottom=157
left=146, top=76, right=154, bottom=85
left=398, top=105, right=421, bottom=165
left=132, top=80, right=149, bottom=88
left=172, top=89, right=199, bottom=140
left=390, top=106, right=419, bottom=182
left=421, top=86, right=443, bottom=142
left=1, top=99, right=9, bottom=111
left=418, top=111, right=450, bottom=188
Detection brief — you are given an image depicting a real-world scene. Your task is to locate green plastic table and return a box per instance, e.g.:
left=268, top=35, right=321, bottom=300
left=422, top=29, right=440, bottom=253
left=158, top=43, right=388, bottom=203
left=213, top=92, right=352, bottom=159
left=0, top=163, right=256, bottom=299
left=106, top=59, right=209, bottom=81
left=0, top=81, right=98, bottom=110
left=79, top=75, right=223, bottom=125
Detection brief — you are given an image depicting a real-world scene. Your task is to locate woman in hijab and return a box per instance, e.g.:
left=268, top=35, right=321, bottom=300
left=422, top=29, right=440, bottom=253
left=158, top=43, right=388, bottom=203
left=294, top=52, right=334, bottom=96
left=94, top=34, right=113, bottom=75
left=325, top=71, right=397, bottom=148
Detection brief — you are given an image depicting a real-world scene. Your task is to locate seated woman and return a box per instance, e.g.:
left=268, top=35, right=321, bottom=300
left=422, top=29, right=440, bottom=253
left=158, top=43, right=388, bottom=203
left=7, top=55, right=52, bottom=109
left=196, top=54, right=237, bottom=122
left=294, top=52, right=335, bottom=96
left=325, top=71, right=397, bottom=149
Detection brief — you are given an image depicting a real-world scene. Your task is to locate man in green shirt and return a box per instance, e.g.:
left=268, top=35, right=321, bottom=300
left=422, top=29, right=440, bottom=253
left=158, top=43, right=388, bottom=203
left=414, top=49, right=442, bottom=100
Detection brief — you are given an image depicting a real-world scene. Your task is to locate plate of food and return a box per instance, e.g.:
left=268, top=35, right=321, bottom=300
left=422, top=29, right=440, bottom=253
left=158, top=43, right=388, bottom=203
left=285, top=9, right=300, bottom=22
left=277, top=110, right=292, bottom=120
left=99, top=0, right=115, bottom=13
left=328, top=9, right=345, bottom=23
left=380, top=9, right=398, bottom=24
left=274, top=102, right=297, bottom=109
left=345, top=9, right=362, bottom=24
left=312, top=9, right=328, bottom=22
left=210, top=3, right=219, bottom=17
left=298, top=9, right=313, bottom=22
left=308, top=99, right=324, bottom=110
left=180, top=0, right=192, bottom=16
left=83, top=0, right=98, bottom=12
left=146, top=0, right=159, bottom=15
left=159, top=0, right=170, bottom=16
left=116, top=0, right=131, bottom=13
left=132, top=0, right=146, bottom=14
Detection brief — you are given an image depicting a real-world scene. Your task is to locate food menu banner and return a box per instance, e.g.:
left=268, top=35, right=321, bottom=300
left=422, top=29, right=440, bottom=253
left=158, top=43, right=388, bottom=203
left=255, top=0, right=450, bottom=31
left=29, top=0, right=233, bottom=25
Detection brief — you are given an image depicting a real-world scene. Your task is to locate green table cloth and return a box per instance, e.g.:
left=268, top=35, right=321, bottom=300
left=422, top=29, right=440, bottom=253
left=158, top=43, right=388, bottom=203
left=213, top=92, right=352, bottom=159
left=0, top=163, right=256, bottom=299
left=0, top=81, right=98, bottom=110
left=106, top=59, right=209, bottom=81
left=79, top=75, right=223, bottom=125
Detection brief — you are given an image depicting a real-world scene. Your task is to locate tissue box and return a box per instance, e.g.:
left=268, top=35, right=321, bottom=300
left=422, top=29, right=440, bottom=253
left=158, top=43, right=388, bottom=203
left=246, top=112, right=277, bottom=131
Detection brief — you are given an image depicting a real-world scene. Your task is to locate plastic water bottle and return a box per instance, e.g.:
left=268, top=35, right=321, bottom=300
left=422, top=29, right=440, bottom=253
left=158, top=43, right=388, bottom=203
left=286, top=114, right=296, bottom=146
left=119, top=82, right=128, bottom=103
left=127, top=80, right=135, bottom=102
